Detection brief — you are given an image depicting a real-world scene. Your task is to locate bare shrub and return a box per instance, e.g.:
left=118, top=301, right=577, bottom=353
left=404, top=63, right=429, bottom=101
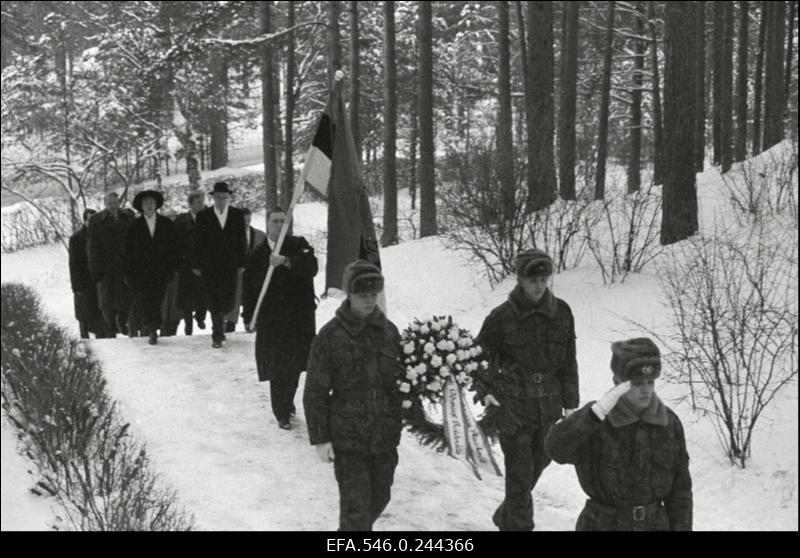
left=651, top=223, right=798, bottom=467
left=583, top=171, right=663, bottom=285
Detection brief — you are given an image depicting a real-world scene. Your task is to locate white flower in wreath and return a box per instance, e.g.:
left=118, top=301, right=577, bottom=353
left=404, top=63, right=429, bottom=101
left=420, top=325, right=430, bottom=335
left=430, top=355, right=443, bottom=368
left=458, top=337, right=471, bottom=348
left=399, top=382, right=411, bottom=393
left=403, top=342, right=415, bottom=355
left=448, top=329, right=460, bottom=342
left=446, top=340, right=456, bottom=352
left=406, top=368, right=418, bottom=380
left=415, top=363, right=427, bottom=376
left=466, top=362, right=478, bottom=372
left=410, top=323, right=420, bottom=332
left=475, top=346, right=483, bottom=355
left=439, top=366, right=450, bottom=378
left=481, top=360, right=489, bottom=369
left=446, top=353, right=457, bottom=365
left=428, top=379, right=442, bottom=391
left=424, top=342, right=435, bottom=355
left=436, top=339, right=448, bottom=351
left=402, top=400, right=413, bottom=409
left=431, top=321, right=442, bottom=332
left=409, top=354, right=417, bottom=363
left=455, top=363, right=463, bottom=371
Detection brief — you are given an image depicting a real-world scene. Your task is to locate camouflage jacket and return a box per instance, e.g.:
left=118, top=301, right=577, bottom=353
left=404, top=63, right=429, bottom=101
left=544, top=397, right=693, bottom=531
left=303, top=300, right=403, bottom=455
left=473, top=286, right=579, bottom=435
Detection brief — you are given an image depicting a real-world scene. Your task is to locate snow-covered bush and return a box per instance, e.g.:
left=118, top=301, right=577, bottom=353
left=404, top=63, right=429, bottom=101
left=722, top=140, right=798, bottom=226
left=655, top=223, right=798, bottom=468
left=1, top=283, right=194, bottom=530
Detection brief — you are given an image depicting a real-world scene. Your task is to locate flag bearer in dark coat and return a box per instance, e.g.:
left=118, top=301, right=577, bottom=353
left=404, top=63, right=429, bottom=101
left=175, top=191, right=208, bottom=335
left=226, top=207, right=267, bottom=333
left=243, top=207, right=317, bottom=430
left=472, top=248, right=580, bottom=531
left=87, top=191, right=135, bottom=337
left=191, top=182, right=247, bottom=348
left=304, top=261, right=403, bottom=531
left=69, top=209, right=105, bottom=338
left=544, top=338, right=693, bottom=531
left=124, top=190, right=178, bottom=345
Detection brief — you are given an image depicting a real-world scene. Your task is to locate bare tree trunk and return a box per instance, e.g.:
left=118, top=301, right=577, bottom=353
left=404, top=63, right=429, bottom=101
left=260, top=1, right=278, bottom=208
left=418, top=1, right=437, bottom=237
left=328, top=1, right=342, bottom=88
left=784, top=0, right=795, bottom=113
left=595, top=1, right=615, bottom=200
left=283, top=1, right=296, bottom=209
left=647, top=2, right=664, bottom=185
left=753, top=1, right=767, bottom=154
left=694, top=1, right=706, bottom=171
left=628, top=3, right=645, bottom=194
left=349, top=1, right=361, bottom=161
left=55, top=23, right=78, bottom=230
left=734, top=1, right=749, bottom=162
left=763, top=1, right=786, bottom=149
left=661, top=1, right=698, bottom=245
left=712, top=1, right=723, bottom=166
left=525, top=2, right=557, bottom=211
left=498, top=1, right=516, bottom=218
left=559, top=0, right=579, bottom=200
left=209, top=53, right=229, bottom=170
left=409, top=83, right=418, bottom=211
left=721, top=1, right=734, bottom=173
left=382, top=1, right=398, bottom=247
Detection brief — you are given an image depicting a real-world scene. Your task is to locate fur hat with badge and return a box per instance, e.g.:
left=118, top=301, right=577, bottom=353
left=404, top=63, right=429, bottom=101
left=132, top=190, right=165, bottom=212
left=610, top=337, right=661, bottom=381
left=342, top=260, right=384, bottom=295
left=515, top=248, right=554, bottom=278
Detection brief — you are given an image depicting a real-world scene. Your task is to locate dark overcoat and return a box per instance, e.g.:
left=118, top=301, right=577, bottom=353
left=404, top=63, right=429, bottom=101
left=242, top=236, right=318, bottom=382
left=87, top=208, right=135, bottom=313
left=174, top=211, right=207, bottom=313
left=191, top=206, right=247, bottom=314
left=123, top=215, right=178, bottom=291
left=544, top=398, right=693, bottom=531
left=303, top=301, right=404, bottom=456
left=68, top=225, right=100, bottom=323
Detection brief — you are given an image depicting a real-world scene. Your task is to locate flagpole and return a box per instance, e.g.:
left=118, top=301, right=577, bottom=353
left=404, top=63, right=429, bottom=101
left=248, top=164, right=308, bottom=331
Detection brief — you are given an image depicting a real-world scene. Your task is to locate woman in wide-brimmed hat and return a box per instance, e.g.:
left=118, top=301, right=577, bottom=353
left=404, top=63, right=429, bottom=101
left=124, top=190, right=178, bottom=345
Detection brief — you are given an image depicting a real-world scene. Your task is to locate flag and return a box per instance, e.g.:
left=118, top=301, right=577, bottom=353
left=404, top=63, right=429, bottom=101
left=303, top=78, right=383, bottom=302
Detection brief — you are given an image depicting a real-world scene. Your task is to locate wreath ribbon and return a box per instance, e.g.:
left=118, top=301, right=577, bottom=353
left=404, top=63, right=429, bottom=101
left=442, top=377, right=502, bottom=480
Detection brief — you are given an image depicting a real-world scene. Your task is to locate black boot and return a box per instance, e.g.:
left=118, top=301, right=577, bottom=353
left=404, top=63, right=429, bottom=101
left=148, top=331, right=158, bottom=345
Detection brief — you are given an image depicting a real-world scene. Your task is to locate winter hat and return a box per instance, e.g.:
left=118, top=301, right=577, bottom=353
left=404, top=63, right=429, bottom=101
left=610, top=337, right=661, bottom=381
left=515, top=248, right=554, bottom=278
left=210, top=181, right=234, bottom=195
left=342, top=260, right=384, bottom=295
left=132, top=190, right=165, bottom=212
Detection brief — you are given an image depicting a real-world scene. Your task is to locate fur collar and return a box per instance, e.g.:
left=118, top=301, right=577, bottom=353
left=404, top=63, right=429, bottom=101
left=335, top=299, right=386, bottom=336
left=508, top=285, right=558, bottom=319
left=607, top=393, right=668, bottom=428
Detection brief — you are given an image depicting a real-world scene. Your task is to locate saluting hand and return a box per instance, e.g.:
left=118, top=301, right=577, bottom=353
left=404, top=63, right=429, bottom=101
left=592, top=380, right=631, bottom=420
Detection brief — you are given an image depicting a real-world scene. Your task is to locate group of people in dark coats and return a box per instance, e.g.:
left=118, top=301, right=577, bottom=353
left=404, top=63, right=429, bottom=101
left=71, top=188, right=693, bottom=532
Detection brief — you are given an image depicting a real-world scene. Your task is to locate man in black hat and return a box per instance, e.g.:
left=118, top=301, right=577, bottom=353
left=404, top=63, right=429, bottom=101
left=243, top=206, right=317, bottom=430
left=192, top=182, right=247, bottom=348
left=124, top=190, right=178, bottom=345
left=175, top=191, right=208, bottom=335
left=545, top=338, right=693, bottom=531
left=88, top=191, right=136, bottom=337
left=304, top=260, right=404, bottom=531
left=472, top=248, right=580, bottom=531
left=69, top=208, right=105, bottom=338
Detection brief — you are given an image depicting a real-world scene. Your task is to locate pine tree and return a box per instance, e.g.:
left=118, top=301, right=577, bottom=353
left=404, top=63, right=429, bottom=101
left=497, top=1, right=517, bottom=217
left=418, top=1, right=437, bottom=237
left=558, top=0, right=579, bottom=200
left=382, top=1, right=398, bottom=246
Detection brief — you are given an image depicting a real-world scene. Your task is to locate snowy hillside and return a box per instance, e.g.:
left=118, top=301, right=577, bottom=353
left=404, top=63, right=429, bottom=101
left=1, top=142, right=797, bottom=531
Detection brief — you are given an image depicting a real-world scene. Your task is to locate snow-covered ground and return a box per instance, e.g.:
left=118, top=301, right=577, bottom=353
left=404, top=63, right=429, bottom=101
left=1, top=143, right=797, bottom=531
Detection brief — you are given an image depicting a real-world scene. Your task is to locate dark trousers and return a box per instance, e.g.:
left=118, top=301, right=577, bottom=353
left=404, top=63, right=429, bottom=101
left=182, top=310, right=207, bottom=335
left=203, top=270, right=236, bottom=342
left=133, top=286, right=167, bottom=334
left=333, top=449, right=399, bottom=531
left=99, top=307, right=128, bottom=338
left=493, top=426, right=552, bottom=531
left=79, top=321, right=90, bottom=339
left=270, top=373, right=300, bottom=422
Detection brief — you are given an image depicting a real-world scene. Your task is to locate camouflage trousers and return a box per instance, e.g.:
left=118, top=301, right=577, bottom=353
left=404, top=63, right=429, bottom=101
left=493, top=425, right=553, bottom=531
left=333, top=449, right=399, bottom=531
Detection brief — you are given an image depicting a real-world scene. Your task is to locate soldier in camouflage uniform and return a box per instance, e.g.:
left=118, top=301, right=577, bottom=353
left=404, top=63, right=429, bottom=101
left=303, top=260, right=403, bottom=531
left=473, top=249, right=580, bottom=531
left=544, top=337, right=693, bottom=531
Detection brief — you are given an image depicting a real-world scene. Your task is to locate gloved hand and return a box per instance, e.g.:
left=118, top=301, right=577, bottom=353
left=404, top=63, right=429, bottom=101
left=315, top=442, right=335, bottom=464
left=563, top=408, right=576, bottom=418
left=591, top=380, right=631, bottom=420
